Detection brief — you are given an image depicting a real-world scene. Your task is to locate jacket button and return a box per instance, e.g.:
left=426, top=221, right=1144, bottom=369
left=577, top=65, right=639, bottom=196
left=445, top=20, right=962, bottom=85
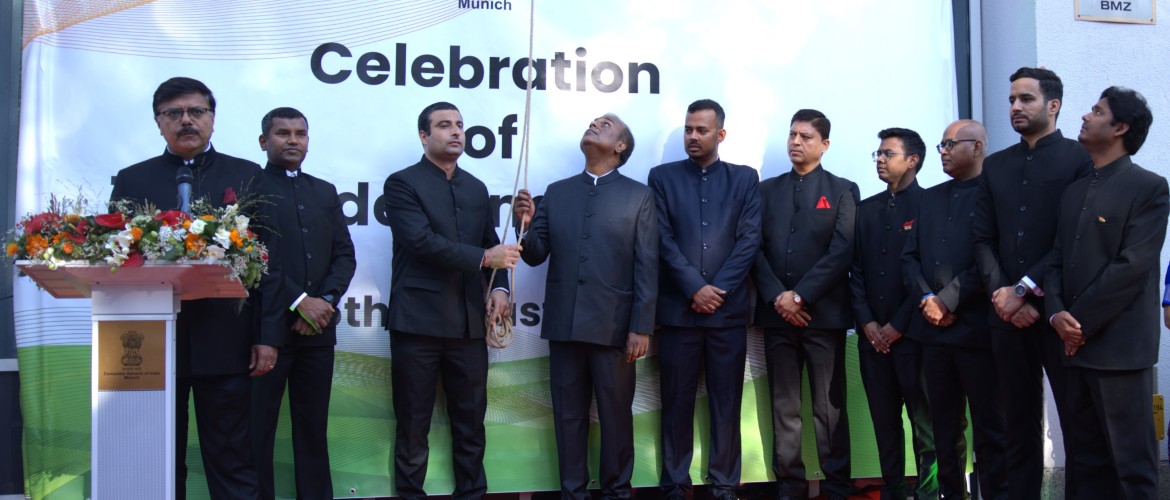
left=579, top=256, right=587, bottom=262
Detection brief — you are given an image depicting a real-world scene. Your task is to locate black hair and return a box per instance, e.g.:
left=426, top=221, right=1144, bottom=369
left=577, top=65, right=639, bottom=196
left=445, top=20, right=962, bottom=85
left=153, top=77, right=215, bottom=114
left=877, top=127, right=926, bottom=169
left=418, top=102, right=459, bottom=135
left=1101, top=86, right=1153, bottom=155
left=687, top=99, right=726, bottom=128
left=261, top=107, right=308, bottom=136
left=790, top=109, right=830, bottom=139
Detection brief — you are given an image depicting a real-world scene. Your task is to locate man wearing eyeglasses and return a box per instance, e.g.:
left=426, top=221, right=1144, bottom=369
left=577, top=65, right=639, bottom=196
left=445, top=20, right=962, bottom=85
left=971, top=67, right=1092, bottom=499
left=110, top=76, right=280, bottom=499
left=850, top=128, right=935, bottom=500
left=753, top=109, right=859, bottom=500
left=904, top=120, right=1008, bottom=499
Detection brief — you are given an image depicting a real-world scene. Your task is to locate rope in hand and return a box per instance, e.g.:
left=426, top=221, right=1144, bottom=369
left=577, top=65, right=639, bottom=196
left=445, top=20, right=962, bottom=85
left=486, top=0, right=535, bottom=349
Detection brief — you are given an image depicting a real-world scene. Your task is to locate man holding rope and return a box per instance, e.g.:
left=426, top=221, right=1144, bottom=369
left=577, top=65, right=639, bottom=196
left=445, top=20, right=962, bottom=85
left=383, top=101, right=517, bottom=499
left=513, top=112, right=657, bottom=500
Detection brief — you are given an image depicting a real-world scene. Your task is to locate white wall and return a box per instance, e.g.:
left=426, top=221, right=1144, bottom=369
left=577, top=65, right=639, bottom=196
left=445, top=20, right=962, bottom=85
left=981, top=0, right=1170, bottom=465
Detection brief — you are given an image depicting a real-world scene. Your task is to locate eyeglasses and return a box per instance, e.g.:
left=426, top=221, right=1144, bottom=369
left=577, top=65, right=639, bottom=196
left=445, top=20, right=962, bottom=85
left=935, top=139, right=977, bottom=153
left=872, top=150, right=912, bottom=161
left=155, top=106, right=212, bottom=122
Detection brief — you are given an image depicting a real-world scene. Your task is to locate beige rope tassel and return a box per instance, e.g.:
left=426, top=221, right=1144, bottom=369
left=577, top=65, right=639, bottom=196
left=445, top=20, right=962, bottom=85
left=486, top=0, right=535, bottom=349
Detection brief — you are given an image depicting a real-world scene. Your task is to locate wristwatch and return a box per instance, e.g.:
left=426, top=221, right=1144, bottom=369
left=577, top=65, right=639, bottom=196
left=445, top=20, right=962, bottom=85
left=1013, top=281, right=1029, bottom=298
left=793, top=292, right=802, bottom=304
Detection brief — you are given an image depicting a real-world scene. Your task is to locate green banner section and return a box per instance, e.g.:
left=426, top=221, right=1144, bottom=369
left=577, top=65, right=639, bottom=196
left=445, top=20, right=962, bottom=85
left=20, top=335, right=969, bottom=499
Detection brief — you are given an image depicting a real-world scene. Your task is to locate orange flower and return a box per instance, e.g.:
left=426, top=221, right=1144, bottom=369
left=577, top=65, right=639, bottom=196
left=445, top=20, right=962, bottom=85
left=183, top=220, right=191, bottom=229
left=130, top=227, right=143, bottom=242
left=65, top=214, right=80, bottom=224
left=61, top=242, right=74, bottom=254
left=229, top=229, right=243, bottom=248
left=5, top=242, right=17, bottom=257
left=184, top=232, right=206, bottom=253
left=51, top=233, right=65, bottom=244
left=200, top=215, right=215, bottom=221
left=25, top=234, right=49, bottom=256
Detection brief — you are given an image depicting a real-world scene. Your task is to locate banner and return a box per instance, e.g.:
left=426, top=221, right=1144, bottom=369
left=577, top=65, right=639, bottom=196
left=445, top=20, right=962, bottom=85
left=16, top=1, right=959, bottom=498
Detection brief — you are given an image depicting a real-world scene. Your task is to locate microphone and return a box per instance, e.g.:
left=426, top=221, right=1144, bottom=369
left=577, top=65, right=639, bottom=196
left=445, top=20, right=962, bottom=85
left=176, top=166, right=194, bottom=213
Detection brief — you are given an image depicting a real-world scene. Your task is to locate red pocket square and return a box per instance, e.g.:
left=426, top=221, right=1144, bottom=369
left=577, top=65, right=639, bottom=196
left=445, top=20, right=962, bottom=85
left=223, top=187, right=237, bottom=205
left=815, top=196, right=831, bottom=209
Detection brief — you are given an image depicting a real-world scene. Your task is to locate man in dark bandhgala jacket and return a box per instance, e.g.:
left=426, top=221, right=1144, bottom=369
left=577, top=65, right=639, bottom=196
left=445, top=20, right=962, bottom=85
left=109, top=77, right=280, bottom=499
left=513, top=113, right=657, bottom=500
left=252, top=107, right=356, bottom=500
left=752, top=109, right=858, bottom=500
left=1047, top=87, right=1167, bottom=499
left=648, top=99, right=760, bottom=500
left=904, top=120, right=1007, bottom=500
left=971, top=67, right=1092, bottom=499
left=382, top=102, right=517, bottom=500
left=850, top=127, right=935, bottom=500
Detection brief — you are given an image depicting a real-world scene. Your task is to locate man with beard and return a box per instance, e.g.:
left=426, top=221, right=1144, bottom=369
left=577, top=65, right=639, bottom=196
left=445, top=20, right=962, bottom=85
left=851, top=127, right=935, bottom=500
left=1047, top=87, right=1166, bottom=498
left=383, top=102, right=517, bottom=499
left=252, top=107, right=356, bottom=500
left=648, top=99, right=760, bottom=500
left=512, top=113, right=657, bottom=500
left=972, top=67, right=1092, bottom=498
left=753, top=109, right=859, bottom=500
left=110, top=76, right=279, bottom=499
left=904, top=120, right=1007, bottom=499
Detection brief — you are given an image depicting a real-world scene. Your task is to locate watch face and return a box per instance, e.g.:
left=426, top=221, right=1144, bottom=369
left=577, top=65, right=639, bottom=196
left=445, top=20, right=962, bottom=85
left=1014, top=284, right=1027, bottom=297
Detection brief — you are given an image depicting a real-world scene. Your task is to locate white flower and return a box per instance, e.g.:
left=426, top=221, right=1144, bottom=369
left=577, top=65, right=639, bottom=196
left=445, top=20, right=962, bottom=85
left=213, top=228, right=232, bottom=248
left=234, top=215, right=250, bottom=233
left=224, top=204, right=238, bottom=218
left=206, top=245, right=226, bottom=260
left=189, top=219, right=207, bottom=235
left=158, top=226, right=174, bottom=241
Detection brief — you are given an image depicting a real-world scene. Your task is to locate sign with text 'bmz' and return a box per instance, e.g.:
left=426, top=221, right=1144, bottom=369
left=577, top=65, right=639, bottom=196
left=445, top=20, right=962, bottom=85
left=1077, top=0, right=1156, bottom=24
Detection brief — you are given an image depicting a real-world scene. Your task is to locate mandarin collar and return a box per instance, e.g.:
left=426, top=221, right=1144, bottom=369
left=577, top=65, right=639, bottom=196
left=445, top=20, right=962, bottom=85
left=684, top=157, right=723, bottom=175
left=1020, top=129, right=1066, bottom=150
left=577, top=168, right=622, bottom=185
left=1092, top=154, right=1132, bottom=180
left=264, top=163, right=300, bottom=177
left=162, top=143, right=216, bottom=167
left=419, top=155, right=460, bottom=180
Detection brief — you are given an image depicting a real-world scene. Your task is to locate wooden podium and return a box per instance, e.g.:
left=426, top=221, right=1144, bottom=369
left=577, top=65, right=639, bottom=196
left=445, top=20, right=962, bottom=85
left=17, top=261, right=247, bottom=500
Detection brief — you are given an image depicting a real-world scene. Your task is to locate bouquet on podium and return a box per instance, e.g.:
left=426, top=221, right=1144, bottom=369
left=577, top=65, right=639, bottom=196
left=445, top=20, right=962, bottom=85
left=4, top=194, right=269, bottom=289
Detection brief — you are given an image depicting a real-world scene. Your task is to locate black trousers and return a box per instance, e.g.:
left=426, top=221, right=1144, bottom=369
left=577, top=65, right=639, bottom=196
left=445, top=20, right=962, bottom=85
left=1065, top=366, right=1157, bottom=500
left=657, top=325, right=747, bottom=498
left=763, top=328, right=851, bottom=498
left=390, top=332, right=488, bottom=500
left=176, top=372, right=258, bottom=500
left=989, top=322, right=1071, bottom=499
left=549, top=340, right=636, bottom=500
left=923, top=343, right=1007, bottom=500
left=253, top=344, right=335, bottom=500
left=858, top=338, right=936, bottom=500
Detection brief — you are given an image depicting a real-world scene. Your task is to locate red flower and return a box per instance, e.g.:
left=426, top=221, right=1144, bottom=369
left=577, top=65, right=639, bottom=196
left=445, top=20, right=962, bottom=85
left=122, top=253, right=145, bottom=268
left=94, top=213, right=127, bottom=228
left=66, top=219, right=90, bottom=243
left=222, top=187, right=237, bottom=205
left=23, top=212, right=62, bottom=235
left=154, top=210, right=191, bottom=227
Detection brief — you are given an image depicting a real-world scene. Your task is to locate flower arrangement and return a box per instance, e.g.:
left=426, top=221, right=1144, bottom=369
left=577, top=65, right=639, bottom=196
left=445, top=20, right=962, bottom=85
left=4, top=194, right=269, bottom=289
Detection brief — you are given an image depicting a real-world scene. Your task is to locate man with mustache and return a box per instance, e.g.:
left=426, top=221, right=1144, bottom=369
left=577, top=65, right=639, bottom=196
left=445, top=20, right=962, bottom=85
left=252, top=107, right=356, bottom=500
left=851, top=127, right=935, bottom=500
left=110, top=76, right=279, bottom=499
left=383, top=102, right=517, bottom=499
left=972, top=67, right=1092, bottom=498
left=1047, top=87, right=1166, bottom=498
left=752, top=109, right=859, bottom=500
left=513, top=113, right=657, bottom=500
left=648, top=99, right=760, bottom=500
